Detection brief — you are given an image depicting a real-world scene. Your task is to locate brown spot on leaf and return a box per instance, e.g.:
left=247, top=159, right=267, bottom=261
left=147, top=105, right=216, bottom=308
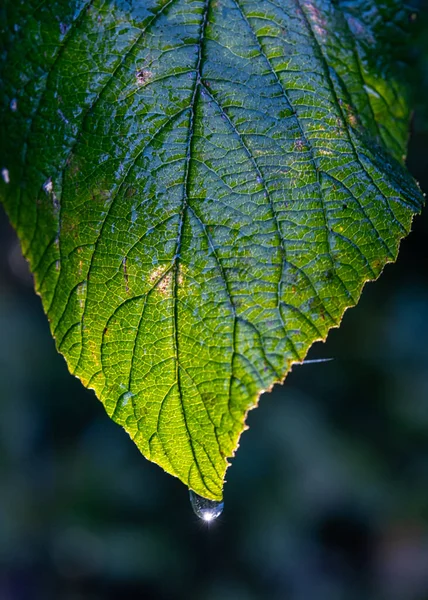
left=126, top=186, right=137, bottom=198
left=123, top=257, right=129, bottom=293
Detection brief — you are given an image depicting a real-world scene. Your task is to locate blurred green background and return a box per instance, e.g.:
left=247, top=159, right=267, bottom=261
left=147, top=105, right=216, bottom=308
left=1, top=4, right=428, bottom=600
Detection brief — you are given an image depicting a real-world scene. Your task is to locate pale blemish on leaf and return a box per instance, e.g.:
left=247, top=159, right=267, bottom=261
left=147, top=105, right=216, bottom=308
left=136, top=68, right=152, bottom=86
left=301, top=0, right=328, bottom=41
left=149, top=266, right=172, bottom=295
left=294, top=139, right=306, bottom=152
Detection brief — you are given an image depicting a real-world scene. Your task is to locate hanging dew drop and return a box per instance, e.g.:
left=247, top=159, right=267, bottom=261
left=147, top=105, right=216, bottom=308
left=189, top=490, right=224, bottom=522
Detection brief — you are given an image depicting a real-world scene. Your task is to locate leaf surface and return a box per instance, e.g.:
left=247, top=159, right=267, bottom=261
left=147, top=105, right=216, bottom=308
left=0, top=0, right=423, bottom=499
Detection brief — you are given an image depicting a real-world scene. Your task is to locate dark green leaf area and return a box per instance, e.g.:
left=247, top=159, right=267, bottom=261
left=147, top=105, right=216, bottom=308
left=0, top=0, right=423, bottom=499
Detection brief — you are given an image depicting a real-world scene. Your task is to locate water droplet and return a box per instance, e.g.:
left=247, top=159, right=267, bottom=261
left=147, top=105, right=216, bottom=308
left=1, top=168, right=10, bottom=184
left=121, top=391, right=134, bottom=406
left=363, top=84, right=381, bottom=99
left=189, top=490, right=224, bottom=522
left=57, top=108, right=69, bottom=124
left=43, top=177, right=53, bottom=194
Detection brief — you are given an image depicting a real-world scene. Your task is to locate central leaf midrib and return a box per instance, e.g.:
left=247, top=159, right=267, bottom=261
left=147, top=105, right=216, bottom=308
left=169, top=0, right=221, bottom=495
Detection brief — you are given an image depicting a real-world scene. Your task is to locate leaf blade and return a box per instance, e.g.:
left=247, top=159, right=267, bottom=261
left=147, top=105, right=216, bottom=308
left=0, top=0, right=423, bottom=499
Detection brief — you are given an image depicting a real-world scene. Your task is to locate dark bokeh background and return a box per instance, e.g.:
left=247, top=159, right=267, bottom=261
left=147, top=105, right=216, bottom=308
left=1, top=7, right=428, bottom=600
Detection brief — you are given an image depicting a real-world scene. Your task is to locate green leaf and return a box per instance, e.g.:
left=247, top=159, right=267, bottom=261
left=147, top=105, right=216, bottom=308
left=0, top=0, right=424, bottom=500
